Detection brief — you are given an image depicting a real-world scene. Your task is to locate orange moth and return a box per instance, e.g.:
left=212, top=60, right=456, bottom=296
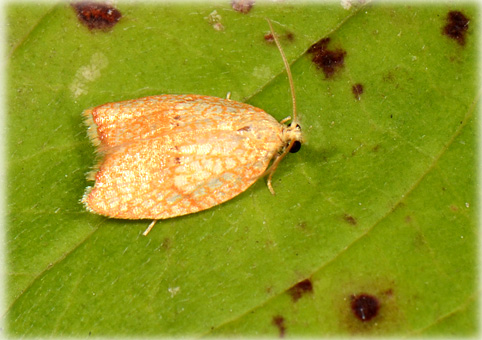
left=82, top=19, right=302, bottom=235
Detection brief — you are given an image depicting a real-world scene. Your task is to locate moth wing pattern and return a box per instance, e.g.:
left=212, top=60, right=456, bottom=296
left=83, top=95, right=285, bottom=219
left=84, top=95, right=268, bottom=148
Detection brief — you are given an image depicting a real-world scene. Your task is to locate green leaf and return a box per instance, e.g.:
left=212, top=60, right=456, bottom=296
left=7, top=1, right=478, bottom=337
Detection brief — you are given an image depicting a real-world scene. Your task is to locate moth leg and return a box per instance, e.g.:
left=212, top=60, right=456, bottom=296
left=143, top=220, right=157, bottom=236
left=267, top=172, right=276, bottom=195
left=226, top=92, right=231, bottom=100
left=266, top=154, right=280, bottom=195
left=266, top=139, right=297, bottom=195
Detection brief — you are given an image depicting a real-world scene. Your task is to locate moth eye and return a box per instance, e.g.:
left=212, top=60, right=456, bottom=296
left=289, top=140, right=301, bottom=153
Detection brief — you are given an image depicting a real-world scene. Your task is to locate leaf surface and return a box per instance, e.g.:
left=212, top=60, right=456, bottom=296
left=6, top=2, right=478, bottom=336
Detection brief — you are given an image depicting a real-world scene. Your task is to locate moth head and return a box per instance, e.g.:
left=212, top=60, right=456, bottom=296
left=283, top=122, right=302, bottom=153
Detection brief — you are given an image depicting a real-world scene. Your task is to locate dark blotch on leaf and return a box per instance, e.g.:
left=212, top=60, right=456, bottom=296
left=350, top=294, right=380, bottom=322
left=443, top=11, right=469, bottom=45
left=343, top=214, right=357, bottom=225
left=231, top=0, right=255, bottom=14
left=72, top=1, right=121, bottom=30
left=352, top=83, right=364, bottom=100
left=307, top=38, right=346, bottom=78
left=288, top=279, right=313, bottom=302
left=264, top=32, right=295, bottom=44
left=272, top=315, right=286, bottom=337
left=161, top=237, right=171, bottom=250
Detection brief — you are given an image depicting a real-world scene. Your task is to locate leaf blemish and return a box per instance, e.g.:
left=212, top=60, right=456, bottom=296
left=352, top=83, right=364, bottom=100
left=288, top=278, right=313, bottom=302
left=264, top=32, right=295, bottom=44
left=71, top=1, right=122, bottom=31
left=231, top=0, right=255, bottom=14
left=272, top=315, right=286, bottom=337
left=443, top=10, right=470, bottom=46
left=343, top=214, right=357, bottom=225
left=307, top=38, right=347, bottom=78
left=350, top=294, right=380, bottom=322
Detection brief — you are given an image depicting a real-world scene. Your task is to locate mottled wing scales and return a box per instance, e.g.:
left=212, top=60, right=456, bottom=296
left=83, top=95, right=284, bottom=219
left=84, top=95, right=267, bottom=149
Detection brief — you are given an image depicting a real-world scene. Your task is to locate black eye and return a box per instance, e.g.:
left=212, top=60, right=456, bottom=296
left=289, top=140, right=301, bottom=153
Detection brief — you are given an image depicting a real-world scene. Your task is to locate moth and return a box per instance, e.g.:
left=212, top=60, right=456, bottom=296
left=82, top=19, right=303, bottom=235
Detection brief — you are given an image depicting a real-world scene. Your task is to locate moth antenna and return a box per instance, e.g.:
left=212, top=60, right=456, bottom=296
left=266, top=18, right=298, bottom=125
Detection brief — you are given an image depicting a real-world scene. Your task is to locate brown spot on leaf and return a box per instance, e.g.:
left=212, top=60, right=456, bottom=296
left=344, top=214, right=357, bottom=225
left=161, top=237, right=171, bottom=250
left=272, top=315, right=286, bottom=337
left=264, top=33, right=274, bottom=42
left=71, top=1, right=122, bottom=30
left=443, top=11, right=469, bottom=46
left=264, top=32, right=295, bottom=43
left=307, top=38, right=346, bottom=78
left=383, top=71, right=395, bottom=83
left=288, top=279, right=313, bottom=302
left=350, top=294, right=380, bottom=322
left=338, top=281, right=401, bottom=333
left=383, top=289, right=393, bottom=297
left=352, top=83, right=364, bottom=100
left=231, top=0, right=255, bottom=13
